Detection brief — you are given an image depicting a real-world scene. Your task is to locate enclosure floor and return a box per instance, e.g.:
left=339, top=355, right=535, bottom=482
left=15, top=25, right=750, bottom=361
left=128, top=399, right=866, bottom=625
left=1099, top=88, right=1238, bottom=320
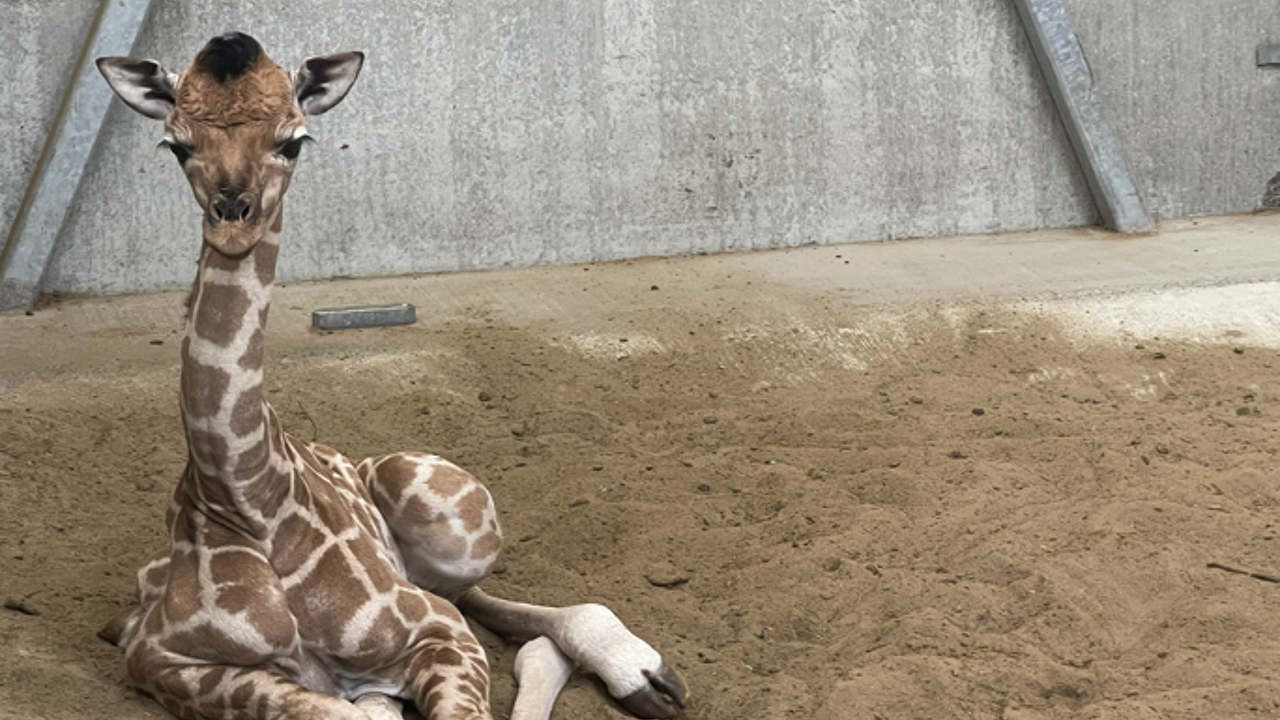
left=4, top=213, right=1280, bottom=720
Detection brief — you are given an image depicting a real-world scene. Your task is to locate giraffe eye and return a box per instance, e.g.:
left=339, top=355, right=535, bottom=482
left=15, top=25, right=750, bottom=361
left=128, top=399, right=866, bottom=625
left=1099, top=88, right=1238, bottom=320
left=277, top=136, right=312, bottom=161
left=164, top=141, right=193, bottom=164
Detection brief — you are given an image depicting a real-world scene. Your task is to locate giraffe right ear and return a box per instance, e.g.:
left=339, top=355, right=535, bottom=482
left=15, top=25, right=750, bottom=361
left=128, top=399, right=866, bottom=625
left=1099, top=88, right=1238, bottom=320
left=96, top=57, right=177, bottom=120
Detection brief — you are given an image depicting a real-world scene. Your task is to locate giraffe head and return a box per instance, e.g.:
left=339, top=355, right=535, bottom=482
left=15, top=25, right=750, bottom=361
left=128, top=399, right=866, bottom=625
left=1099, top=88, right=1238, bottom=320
left=98, top=33, right=363, bottom=256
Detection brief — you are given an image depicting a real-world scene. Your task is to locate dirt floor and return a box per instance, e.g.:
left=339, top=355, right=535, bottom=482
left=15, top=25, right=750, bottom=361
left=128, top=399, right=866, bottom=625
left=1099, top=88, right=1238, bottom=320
left=6, top=222, right=1280, bottom=719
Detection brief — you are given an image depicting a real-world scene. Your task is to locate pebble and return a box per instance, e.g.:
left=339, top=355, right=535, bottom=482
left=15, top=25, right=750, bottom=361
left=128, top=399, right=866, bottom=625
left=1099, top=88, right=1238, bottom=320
left=644, top=561, right=691, bottom=588
left=4, top=598, right=38, bottom=616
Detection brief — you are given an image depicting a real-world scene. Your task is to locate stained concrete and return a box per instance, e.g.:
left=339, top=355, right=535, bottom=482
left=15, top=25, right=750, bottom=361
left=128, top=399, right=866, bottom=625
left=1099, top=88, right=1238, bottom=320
left=0, top=1, right=99, bottom=250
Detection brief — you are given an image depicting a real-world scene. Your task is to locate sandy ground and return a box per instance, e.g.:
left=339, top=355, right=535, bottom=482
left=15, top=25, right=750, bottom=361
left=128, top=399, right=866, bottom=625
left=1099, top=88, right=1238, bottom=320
left=5, top=214, right=1280, bottom=719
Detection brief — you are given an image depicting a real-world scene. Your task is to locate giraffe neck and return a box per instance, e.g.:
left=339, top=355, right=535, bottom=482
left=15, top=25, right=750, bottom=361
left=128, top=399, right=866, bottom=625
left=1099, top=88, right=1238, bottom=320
left=179, top=216, right=287, bottom=536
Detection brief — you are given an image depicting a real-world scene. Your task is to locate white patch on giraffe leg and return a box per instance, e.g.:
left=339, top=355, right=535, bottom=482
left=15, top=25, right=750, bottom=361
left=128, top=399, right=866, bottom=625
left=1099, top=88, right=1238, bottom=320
left=457, top=590, right=687, bottom=718
left=510, top=636, right=573, bottom=720
left=551, top=604, right=663, bottom=698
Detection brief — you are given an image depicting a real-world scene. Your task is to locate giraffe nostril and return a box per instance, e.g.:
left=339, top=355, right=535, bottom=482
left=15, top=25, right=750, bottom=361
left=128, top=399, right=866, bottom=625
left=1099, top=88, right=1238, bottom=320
left=211, top=193, right=254, bottom=224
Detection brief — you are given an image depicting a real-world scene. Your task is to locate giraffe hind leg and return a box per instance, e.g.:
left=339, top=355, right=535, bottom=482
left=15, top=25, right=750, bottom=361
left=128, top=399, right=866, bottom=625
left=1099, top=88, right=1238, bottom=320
left=358, top=452, right=503, bottom=602
left=458, top=588, right=689, bottom=720
left=359, top=454, right=584, bottom=720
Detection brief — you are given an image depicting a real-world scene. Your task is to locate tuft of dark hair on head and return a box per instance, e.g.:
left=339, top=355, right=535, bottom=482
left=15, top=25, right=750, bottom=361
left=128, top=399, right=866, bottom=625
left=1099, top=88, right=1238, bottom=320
left=195, top=32, right=263, bottom=82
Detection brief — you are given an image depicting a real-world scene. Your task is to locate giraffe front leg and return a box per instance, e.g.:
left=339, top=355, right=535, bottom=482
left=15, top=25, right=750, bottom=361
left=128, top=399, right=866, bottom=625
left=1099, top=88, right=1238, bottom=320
left=457, top=589, right=689, bottom=719
left=403, top=631, right=494, bottom=720
left=510, top=637, right=573, bottom=720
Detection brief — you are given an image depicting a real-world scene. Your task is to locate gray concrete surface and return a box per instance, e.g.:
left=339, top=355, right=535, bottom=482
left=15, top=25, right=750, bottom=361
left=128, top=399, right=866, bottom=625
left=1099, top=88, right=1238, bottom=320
left=0, top=1, right=99, bottom=251
left=1071, top=0, right=1280, bottom=220
left=0, top=0, right=153, bottom=311
left=2, top=1, right=1278, bottom=296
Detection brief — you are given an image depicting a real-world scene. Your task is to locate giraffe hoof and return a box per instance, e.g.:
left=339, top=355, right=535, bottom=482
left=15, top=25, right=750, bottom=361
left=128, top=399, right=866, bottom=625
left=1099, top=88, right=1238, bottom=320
left=616, top=664, right=689, bottom=719
left=98, top=608, right=140, bottom=647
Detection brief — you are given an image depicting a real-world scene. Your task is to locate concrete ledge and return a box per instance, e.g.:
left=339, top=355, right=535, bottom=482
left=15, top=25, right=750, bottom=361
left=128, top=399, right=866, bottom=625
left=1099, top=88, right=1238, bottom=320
left=3, top=213, right=1277, bottom=388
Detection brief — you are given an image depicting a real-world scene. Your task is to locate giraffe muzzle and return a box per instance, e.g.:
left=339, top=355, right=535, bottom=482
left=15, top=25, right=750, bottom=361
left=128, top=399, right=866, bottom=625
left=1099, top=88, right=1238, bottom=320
left=203, top=192, right=266, bottom=256
left=210, top=192, right=259, bottom=225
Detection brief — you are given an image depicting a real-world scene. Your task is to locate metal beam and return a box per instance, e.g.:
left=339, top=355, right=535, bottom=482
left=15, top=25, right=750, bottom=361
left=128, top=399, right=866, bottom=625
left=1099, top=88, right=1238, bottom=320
left=0, top=0, right=155, bottom=312
left=1013, top=0, right=1155, bottom=234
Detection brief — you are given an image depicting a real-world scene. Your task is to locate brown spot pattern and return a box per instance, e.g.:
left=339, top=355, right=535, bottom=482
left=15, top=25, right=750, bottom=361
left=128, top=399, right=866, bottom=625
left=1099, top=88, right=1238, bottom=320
left=395, top=589, right=429, bottom=623
left=367, top=454, right=421, bottom=506
left=270, top=514, right=330, bottom=580
left=351, top=606, right=410, bottom=667
left=167, top=621, right=264, bottom=667
left=209, top=548, right=253, bottom=586
left=161, top=561, right=202, bottom=624
left=202, top=246, right=243, bottom=274
left=215, top=584, right=254, bottom=615
left=182, top=362, right=230, bottom=419
left=288, top=544, right=364, bottom=651
left=456, top=487, right=491, bottom=534
left=143, top=561, right=168, bottom=590
left=417, top=506, right=468, bottom=562
left=237, top=327, right=265, bottom=372
left=255, top=241, right=279, bottom=287
left=427, top=464, right=471, bottom=498
left=470, top=530, right=502, bottom=560
left=193, top=283, right=250, bottom=347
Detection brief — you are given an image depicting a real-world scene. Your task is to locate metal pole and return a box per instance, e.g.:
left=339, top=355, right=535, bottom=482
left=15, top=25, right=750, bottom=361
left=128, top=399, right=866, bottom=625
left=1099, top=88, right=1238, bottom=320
left=1013, top=0, right=1155, bottom=234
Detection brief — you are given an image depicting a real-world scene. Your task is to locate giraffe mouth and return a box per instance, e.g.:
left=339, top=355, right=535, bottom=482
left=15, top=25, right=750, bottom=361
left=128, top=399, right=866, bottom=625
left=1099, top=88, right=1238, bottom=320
left=202, top=215, right=265, bottom=257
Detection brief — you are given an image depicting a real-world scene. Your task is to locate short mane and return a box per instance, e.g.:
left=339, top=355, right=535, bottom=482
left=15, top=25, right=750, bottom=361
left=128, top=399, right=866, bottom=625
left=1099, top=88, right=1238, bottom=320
left=194, top=32, right=262, bottom=82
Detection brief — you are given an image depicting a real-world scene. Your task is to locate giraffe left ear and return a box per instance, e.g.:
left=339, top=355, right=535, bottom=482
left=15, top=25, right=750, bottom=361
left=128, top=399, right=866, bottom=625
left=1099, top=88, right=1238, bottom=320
left=294, top=51, right=364, bottom=116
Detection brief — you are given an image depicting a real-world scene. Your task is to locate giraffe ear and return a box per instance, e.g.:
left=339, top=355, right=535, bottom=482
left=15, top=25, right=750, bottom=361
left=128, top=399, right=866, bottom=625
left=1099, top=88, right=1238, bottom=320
left=293, top=51, right=364, bottom=116
left=96, top=57, right=177, bottom=120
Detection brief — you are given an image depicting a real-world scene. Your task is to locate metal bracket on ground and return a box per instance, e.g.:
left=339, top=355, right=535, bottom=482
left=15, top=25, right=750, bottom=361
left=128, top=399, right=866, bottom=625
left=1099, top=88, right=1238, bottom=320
left=1258, top=44, right=1280, bottom=67
left=1013, top=0, right=1155, bottom=234
left=312, top=304, right=417, bottom=331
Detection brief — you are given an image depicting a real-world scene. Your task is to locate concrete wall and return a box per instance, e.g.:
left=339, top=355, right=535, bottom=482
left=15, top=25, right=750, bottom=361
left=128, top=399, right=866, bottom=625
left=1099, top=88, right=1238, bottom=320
left=2, top=1, right=1277, bottom=295
left=1071, top=0, right=1280, bottom=219
left=0, top=1, right=99, bottom=265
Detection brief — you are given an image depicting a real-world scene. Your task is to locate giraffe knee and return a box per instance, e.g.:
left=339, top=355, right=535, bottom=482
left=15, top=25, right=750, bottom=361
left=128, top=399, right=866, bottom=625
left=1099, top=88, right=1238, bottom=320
left=361, top=452, right=504, bottom=598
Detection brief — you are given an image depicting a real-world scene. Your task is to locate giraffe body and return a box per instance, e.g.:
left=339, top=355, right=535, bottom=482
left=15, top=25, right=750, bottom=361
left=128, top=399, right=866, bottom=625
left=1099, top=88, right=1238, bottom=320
left=96, top=33, right=686, bottom=720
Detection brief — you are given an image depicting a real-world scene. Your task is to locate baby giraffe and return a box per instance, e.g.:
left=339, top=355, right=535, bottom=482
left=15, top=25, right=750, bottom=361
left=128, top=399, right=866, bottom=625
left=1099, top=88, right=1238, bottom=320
left=96, top=32, right=686, bottom=720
